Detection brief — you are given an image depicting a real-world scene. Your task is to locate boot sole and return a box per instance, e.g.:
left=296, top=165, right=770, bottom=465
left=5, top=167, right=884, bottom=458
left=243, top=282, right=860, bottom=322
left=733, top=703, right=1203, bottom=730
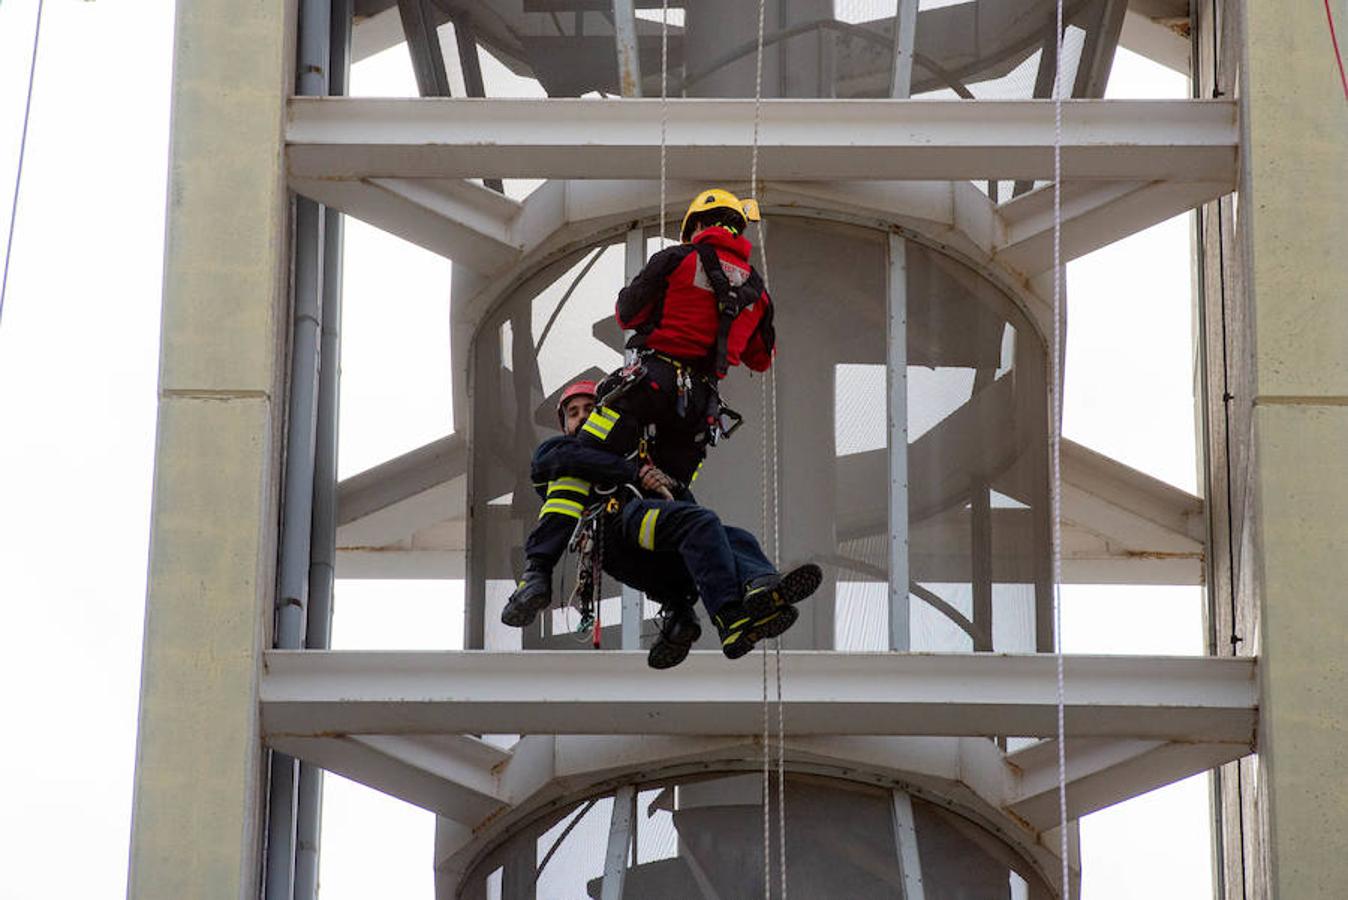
left=743, top=564, right=824, bottom=620
left=647, top=639, right=694, bottom=669
left=647, top=621, right=702, bottom=670
left=500, top=593, right=551, bottom=628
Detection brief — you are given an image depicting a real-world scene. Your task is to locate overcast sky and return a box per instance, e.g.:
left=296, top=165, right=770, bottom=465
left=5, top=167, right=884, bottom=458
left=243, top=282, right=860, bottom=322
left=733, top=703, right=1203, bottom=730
left=0, top=3, right=1209, bottom=898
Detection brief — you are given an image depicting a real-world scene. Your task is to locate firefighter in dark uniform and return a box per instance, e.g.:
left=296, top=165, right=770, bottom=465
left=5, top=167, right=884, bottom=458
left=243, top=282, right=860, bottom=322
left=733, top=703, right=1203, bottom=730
left=501, top=380, right=821, bottom=669
left=575, top=188, right=775, bottom=486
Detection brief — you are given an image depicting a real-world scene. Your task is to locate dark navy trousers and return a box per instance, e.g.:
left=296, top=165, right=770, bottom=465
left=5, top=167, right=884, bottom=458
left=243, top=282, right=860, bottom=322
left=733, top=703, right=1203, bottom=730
left=603, top=498, right=775, bottom=618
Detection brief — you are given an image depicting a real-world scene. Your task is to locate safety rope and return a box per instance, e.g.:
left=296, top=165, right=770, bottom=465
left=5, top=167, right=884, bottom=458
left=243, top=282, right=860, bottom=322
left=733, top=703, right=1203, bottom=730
left=743, top=1, right=787, bottom=896
left=647, top=7, right=785, bottom=890
left=659, top=0, right=669, bottom=242
left=1325, top=0, right=1348, bottom=102
left=1051, top=0, right=1071, bottom=895
left=0, top=0, right=45, bottom=329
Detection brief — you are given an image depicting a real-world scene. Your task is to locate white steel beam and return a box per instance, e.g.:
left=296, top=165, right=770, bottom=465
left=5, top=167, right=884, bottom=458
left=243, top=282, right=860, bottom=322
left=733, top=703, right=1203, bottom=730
left=335, top=548, right=465, bottom=579
left=261, top=651, right=1256, bottom=742
left=268, top=733, right=508, bottom=823
left=334, top=433, right=467, bottom=579
left=287, top=98, right=1238, bottom=183
left=1059, top=439, right=1205, bottom=582
left=995, top=179, right=1231, bottom=277
left=1119, top=8, right=1191, bottom=75
left=290, top=175, right=521, bottom=273
left=1005, top=736, right=1247, bottom=831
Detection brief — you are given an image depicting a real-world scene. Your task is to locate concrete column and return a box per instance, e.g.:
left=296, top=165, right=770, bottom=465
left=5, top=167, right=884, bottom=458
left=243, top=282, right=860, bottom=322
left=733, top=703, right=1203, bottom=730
left=127, top=0, right=292, bottom=897
left=1242, top=0, right=1348, bottom=895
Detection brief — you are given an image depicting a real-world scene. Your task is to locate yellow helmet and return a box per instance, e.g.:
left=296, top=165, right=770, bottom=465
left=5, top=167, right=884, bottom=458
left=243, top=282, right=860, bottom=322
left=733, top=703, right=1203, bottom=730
left=679, top=188, right=762, bottom=242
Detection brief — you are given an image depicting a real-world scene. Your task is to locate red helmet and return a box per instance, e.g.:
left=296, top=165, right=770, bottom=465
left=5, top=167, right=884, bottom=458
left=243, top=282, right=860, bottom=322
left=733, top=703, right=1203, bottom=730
left=556, top=379, right=598, bottom=426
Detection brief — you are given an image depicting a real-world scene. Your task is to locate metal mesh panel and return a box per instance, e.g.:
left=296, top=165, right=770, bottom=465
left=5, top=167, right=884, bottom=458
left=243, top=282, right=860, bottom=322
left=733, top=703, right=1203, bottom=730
left=467, top=217, right=1050, bottom=653
left=462, top=775, right=1054, bottom=899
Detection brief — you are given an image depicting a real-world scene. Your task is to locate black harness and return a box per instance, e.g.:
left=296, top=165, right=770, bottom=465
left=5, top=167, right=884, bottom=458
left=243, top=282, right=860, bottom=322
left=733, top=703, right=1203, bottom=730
left=691, top=242, right=759, bottom=378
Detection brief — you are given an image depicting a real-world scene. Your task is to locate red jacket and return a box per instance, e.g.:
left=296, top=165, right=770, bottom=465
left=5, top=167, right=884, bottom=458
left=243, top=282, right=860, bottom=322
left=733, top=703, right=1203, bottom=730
left=615, top=228, right=775, bottom=375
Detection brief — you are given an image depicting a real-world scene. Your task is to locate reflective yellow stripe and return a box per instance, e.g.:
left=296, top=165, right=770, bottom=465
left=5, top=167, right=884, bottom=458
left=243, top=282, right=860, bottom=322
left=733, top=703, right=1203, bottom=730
left=581, top=420, right=612, bottom=441
left=638, top=509, right=660, bottom=550
left=539, top=497, right=584, bottom=519
left=690, top=461, right=705, bottom=484
left=580, top=407, right=619, bottom=440
left=548, top=477, right=591, bottom=497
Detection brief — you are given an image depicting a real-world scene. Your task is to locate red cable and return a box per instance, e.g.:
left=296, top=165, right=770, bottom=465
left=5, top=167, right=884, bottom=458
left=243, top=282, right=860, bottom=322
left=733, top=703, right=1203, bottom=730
left=1326, top=0, right=1348, bottom=101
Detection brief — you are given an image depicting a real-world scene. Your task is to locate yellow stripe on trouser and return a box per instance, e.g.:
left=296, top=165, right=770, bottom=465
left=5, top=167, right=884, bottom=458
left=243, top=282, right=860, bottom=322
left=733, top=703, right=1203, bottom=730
left=638, top=508, right=660, bottom=550
left=690, top=461, right=704, bottom=484
left=539, top=497, right=584, bottom=519
left=548, top=477, right=591, bottom=497
left=580, top=407, right=619, bottom=441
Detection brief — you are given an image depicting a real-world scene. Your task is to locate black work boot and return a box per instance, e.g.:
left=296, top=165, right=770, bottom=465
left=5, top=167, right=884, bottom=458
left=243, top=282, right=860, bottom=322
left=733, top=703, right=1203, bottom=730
left=500, top=565, right=552, bottom=627
left=742, top=563, right=824, bottom=620
left=647, top=603, right=702, bottom=670
left=714, top=601, right=799, bottom=660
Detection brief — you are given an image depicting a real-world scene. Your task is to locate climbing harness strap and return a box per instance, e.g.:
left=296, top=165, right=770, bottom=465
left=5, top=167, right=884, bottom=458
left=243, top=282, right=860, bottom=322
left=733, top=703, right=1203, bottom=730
left=691, top=242, right=758, bottom=378
left=598, top=348, right=744, bottom=448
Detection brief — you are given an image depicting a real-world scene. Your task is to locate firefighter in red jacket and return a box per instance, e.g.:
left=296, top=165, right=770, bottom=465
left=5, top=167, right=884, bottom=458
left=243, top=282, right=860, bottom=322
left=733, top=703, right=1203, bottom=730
left=577, top=188, right=775, bottom=487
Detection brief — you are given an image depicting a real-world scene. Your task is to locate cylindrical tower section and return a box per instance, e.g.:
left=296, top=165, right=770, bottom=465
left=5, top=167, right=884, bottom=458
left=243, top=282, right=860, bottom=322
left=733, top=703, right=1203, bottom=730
left=457, top=772, right=1055, bottom=899
left=467, top=212, right=1050, bottom=656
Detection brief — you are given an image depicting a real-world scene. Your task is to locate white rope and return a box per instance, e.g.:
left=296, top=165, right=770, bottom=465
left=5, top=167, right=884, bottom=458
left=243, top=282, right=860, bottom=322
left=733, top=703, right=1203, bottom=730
left=659, top=0, right=669, bottom=244
left=762, top=641, right=772, bottom=900
left=745, top=1, right=788, bottom=897
left=0, top=0, right=44, bottom=328
left=1051, top=1, right=1071, bottom=896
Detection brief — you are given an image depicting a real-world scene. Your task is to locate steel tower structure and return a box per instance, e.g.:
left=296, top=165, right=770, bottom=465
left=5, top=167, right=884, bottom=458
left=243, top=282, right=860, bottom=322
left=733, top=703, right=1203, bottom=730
left=127, top=1, right=1345, bottom=897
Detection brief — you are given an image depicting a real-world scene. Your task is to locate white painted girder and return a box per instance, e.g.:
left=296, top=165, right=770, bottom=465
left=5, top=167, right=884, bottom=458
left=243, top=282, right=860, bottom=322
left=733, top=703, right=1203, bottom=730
left=261, top=650, right=1255, bottom=742
left=1005, top=736, right=1248, bottom=831
left=287, top=97, right=1237, bottom=183
left=335, top=433, right=467, bottom=580
left=1119, top=8, right=1190, bottom=75
left=291, top=175, right=521, bottom=271
left=995, top=179, right=1230, bottom=276
left=269, top=733, right=508, bottom=822
left=330, top=429, right=1205, bottom=583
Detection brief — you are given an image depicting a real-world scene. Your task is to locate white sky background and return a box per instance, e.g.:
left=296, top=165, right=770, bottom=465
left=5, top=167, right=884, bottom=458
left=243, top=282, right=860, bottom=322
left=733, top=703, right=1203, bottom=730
left=0, top=2, right=1210, bottom=897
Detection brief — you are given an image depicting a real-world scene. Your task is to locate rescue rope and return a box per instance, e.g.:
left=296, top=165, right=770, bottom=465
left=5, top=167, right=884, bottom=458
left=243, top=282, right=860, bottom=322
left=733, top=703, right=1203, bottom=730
left=1051, top=0, right=1072, bottom=894
left=0, top=0, right=45, bottom=329
left=1325, top=0, right=1348, bottom=102
left=659, top=0, right=669, bottom=242
left=745, top=1, right=788, bottom=896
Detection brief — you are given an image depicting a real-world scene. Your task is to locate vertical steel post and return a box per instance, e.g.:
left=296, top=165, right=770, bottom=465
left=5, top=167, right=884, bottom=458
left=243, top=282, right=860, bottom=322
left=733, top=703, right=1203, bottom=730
left=292, top=1, right=351, bottom=897
left=451, top=14, right=504, bottom=193
left=890, top=0, right=919, bottom=99
left=971, top=479, right=994, bottom=652
left=890, top=791, right=926, bottom=899
left=612, top=0, right=644, bottom=97
left=396, top=0, right=452, bottom=97
left=887, top=233, right=911, bottom=652
left=267, top=0, right=329, bottom=895
left=621, top=227, right=645, bottom=650
left=601, top=786, right=637, bottom=900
